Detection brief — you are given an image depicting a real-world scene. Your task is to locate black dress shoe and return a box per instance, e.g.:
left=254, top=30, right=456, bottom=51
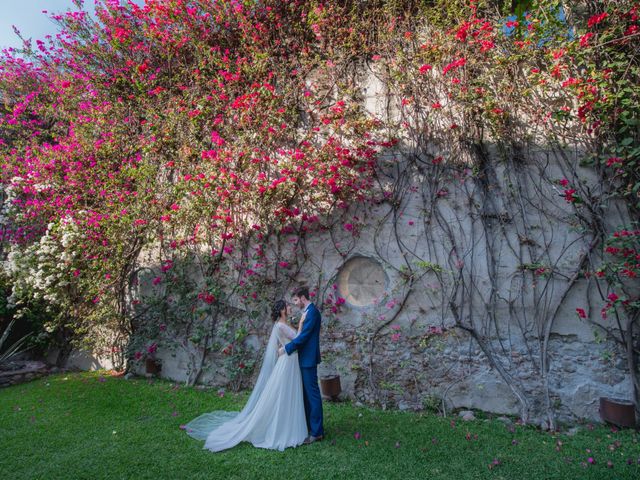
left=303, top=435, right=324, bottom=444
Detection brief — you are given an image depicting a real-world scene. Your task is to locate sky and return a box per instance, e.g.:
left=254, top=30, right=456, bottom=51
left=0, top=0, right=143, bottom=51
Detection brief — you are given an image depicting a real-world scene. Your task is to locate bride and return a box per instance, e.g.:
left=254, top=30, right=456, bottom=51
left=183, top=300, right=308, bottom=452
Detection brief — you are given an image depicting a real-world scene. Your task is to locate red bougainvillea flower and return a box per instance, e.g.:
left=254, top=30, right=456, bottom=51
left=587, top=12, right=608, bottom=28
left=563, top=189, right=577, bottom=203
left=579, top=32, right=595, bottom=47
left=442, top=57, right=466, bottom=75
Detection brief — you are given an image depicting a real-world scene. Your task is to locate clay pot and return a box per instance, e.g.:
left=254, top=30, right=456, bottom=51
left=599, top=397, right=636, bottom=428
left=320, top=375, right=342, bottom=401
left=145, top=358, right=162, bottom=375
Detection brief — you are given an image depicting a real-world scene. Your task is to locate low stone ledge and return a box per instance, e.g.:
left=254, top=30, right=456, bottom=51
left=0, top=361, right=50, bottom=388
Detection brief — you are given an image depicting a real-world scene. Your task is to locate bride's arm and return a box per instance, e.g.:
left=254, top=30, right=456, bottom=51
left=276, top=324, right=296, bottom=356
left=278, top=324, right=296, bottom=346
left=281, top=323, right=296, bottom=340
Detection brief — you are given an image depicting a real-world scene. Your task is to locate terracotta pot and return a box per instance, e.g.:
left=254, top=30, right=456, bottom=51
left=145, top=358, right=162, bottom=375
left=320, top=375, right=342, bottom=401
left=599, top=397, right=636, bottom=428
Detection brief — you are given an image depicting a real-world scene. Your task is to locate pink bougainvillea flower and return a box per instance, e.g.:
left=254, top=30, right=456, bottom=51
left=576, top=308, right=587, bottom=318
left=198, top=292, right=215, bottom=304
left=210, top=130, right=225, bottom=146
left=419, top=64, right=432, bottom=74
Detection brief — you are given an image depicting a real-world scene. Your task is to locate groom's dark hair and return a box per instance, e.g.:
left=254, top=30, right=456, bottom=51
left=292, top=286, right=310, bottom=300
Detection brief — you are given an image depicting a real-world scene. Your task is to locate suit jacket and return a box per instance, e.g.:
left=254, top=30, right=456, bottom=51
left=284, top=303, right=321, bottom=368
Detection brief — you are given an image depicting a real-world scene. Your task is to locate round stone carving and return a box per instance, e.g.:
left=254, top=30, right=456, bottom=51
left=337, top=257, right=387, bottom=307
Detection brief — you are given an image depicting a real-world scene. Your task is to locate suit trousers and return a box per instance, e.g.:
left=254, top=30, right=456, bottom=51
left=300, top=366, right=324, bottom=437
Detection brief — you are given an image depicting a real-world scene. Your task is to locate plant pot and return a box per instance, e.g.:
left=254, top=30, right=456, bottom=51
left=320, top=375, right=341, bottom=401
left=145, top=358, right=162, bottom=375
left=599, top=397, right=636, bottom=428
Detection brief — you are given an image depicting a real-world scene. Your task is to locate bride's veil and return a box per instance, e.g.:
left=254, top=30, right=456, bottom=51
left=184, top=323, right=279, bottom=441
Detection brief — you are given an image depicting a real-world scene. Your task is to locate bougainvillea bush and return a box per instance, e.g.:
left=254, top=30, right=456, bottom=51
left=1, top=0, right=638, bottom=422
left=0, top=0, right=388, bottom=372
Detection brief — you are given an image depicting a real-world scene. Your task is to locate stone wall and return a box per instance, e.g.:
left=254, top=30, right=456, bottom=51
left=60, top=69, right=637, bottom=426
left=125, top=142, right=633, bottom=426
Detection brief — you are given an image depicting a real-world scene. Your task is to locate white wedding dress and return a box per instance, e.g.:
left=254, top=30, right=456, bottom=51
left=184, top=322, right=308, bottom=452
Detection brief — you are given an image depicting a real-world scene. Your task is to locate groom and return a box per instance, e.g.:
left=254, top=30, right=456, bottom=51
left=283, top=286, right=324, bottom=444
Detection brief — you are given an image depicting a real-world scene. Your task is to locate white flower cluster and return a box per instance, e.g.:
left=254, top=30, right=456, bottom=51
left=1, top=177, right=22, bottom=221
left=3, top=218, right=83, bottom=312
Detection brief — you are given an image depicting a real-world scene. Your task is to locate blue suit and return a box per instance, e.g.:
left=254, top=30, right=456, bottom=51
left=285, top=303, right=324, bottom=437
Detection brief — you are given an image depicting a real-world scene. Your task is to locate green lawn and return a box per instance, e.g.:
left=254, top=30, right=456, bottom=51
left=0, top=371, right=638, bottom=479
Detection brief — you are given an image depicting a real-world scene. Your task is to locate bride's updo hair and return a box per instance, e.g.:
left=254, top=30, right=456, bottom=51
left=271, top=299, right=286, bottom=322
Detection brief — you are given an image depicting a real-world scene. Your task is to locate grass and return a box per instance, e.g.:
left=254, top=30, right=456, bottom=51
left=0, top=371, right=638, bottom=479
